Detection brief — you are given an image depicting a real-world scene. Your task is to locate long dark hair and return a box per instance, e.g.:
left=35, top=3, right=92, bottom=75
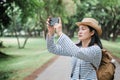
left=76, top=26, right=103, bottom=49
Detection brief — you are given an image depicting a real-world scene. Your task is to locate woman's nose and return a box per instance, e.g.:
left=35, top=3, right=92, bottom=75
left=78, top=30, right=82, bottom=34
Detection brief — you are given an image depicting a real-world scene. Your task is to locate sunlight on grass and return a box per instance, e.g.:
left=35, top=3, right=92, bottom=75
left=102, top=39, right=120, bottom=58
left=1, top=37, right=46, bottom=55
left=0, top=37, right=55, bottom=80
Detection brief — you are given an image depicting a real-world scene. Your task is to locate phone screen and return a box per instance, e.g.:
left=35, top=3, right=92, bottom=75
left=49, top=18, right=59, bottom=26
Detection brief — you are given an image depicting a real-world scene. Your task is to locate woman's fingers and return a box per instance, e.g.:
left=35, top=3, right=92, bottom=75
left=46, top=16, right=63, bottom=36
left=46, top=18, right=50, bottom=26
left=58, top=17, right=62, bottom=24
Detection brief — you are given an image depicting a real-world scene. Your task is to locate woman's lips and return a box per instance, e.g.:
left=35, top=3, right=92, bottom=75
left=78, top=35, right=82, bottom=37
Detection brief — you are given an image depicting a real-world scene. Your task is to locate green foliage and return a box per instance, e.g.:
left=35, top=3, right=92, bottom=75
left=1, top=0, right=120, bottom=41
left=68, top=0, right=120, bottom=40
left=100, top=0, right=118, bottom=7
left=0, top=0, right=74, bottom=37
left=14, top=0, right=44, bottom=23
left=0, top=0, right=13, bottom=30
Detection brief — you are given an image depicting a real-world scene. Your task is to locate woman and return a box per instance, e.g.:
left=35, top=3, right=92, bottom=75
left=46, top=17, right=103, bottom=80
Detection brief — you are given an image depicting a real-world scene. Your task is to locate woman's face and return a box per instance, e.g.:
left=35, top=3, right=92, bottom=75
left=78, top=25, right=94, bottom=41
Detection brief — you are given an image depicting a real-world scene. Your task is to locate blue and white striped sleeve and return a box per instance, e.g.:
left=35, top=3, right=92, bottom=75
left=46, top=33, right=102, bottom=68
left=46, top=34, right=67, bottom=56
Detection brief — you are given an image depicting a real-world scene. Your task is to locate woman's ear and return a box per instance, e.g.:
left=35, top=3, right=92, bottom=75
left=91, top=30, right=95, bottom=36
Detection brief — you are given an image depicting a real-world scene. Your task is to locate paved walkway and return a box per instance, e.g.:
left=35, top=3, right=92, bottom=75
left=35, top=56, right=71, bottom=80
left=114, top=60, right=120, bottom=80
left=35, top=56, right=120, bottom=80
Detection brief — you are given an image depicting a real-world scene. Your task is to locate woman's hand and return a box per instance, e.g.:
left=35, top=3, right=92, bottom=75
left=54, top=17, right=63, bottom=36
left=46, top=17, right=55, bottom=37
left=47, top=17, right=63, bottom=37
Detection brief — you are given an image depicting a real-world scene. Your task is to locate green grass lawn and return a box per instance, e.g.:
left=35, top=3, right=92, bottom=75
left=0, top=37, right=55, bottom=80
left=101, top=39, right=120, bottom=58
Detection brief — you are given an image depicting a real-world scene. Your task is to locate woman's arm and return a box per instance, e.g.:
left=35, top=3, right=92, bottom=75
left=47, top=33, right=102, bottom=68
left=46, top=17, right=101, bottom=68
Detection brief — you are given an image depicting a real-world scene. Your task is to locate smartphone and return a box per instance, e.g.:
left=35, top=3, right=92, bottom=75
left=49, top=18, right=59, bottom=26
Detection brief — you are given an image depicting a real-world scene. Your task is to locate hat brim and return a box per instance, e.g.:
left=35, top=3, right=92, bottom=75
left=76, top=22, right=102, bottom=36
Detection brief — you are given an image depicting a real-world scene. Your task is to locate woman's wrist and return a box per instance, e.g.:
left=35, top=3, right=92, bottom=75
left=48, top=31, right=63, bottom=37
left=48, top=32, right=54, bottom=37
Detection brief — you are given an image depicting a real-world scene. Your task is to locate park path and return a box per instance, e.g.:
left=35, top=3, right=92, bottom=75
left=114, top=59, right=120, bottom=80
left=35, top=56, right=120, bottom=80
left=35, top=56, right=71, bottom=80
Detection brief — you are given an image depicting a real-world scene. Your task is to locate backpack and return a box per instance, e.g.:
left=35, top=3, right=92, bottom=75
left=93, top=49, right=116, bottom=80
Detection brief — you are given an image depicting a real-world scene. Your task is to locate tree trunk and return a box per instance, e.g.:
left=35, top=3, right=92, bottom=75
left=68, top=30, right=74, bottom=38
left=111, top=19, right=119, bottom=41
left=68, top=27, right=76, bottom=38
left=0, top=41, right=5, bottom=48
left=21, top=37, right=29, bottom=48
left=14, top=29, right=21, bottom=48
left=0, top=30, right=3, bottom=37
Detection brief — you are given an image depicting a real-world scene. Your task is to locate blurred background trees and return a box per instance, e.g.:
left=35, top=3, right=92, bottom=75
left=0, top=1, right=120, bottom=80
left=0, top=0, right=120, bottom=48
left=71, top=0, right=120, bottom=40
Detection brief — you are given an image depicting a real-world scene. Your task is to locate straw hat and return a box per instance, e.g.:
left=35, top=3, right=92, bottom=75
left=76, top=18, right=102, bottom=36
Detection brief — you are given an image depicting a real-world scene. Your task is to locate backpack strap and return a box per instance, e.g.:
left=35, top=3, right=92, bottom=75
left=71, top=59, right=81, bottom=79
left=71, top=61, right=77, bottom=78
left=91, top=63, right=97, bottom=70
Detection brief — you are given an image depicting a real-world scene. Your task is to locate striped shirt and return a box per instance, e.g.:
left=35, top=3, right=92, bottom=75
left=46, top=33, right=102, bottom=80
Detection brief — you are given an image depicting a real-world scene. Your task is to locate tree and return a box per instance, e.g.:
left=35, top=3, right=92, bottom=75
left=66, top=0, right=89, bottom=38
left=0, top=0, right=69, bottom=49
left=92, top=0, right=120, bottom=41
left=71, top=0, right=120, bottom=41
left=38, top=0, right=68, bottom=37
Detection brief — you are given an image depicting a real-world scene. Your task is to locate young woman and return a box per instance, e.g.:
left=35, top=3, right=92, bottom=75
left=46, top=17, right=103, bottom=80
